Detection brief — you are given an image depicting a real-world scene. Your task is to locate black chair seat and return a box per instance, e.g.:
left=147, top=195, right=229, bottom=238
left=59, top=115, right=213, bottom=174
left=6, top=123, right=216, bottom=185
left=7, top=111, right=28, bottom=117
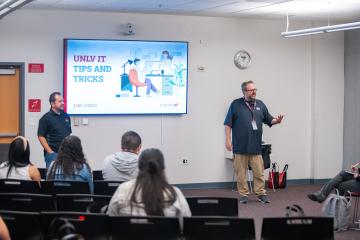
left=109, top=215, right=181, bottom=240
left=183, top=216, right=255, bottom=240
left=41, top=180, right=91, bottom=195
left=261, top=217, right=334, bottom=240
left=0, top=193, right=55, bottom=212
left=56, top=194, right=111, bottom=212
left=41, top=211, right=108, bottom=240
left=0, top=179, right=41, bottom=194
left=94, top=180, right=123, bottom=196
left=186, top=197, right=238, bottom=216
left=92, top=170, right=104, bottom=180
left=0, top=210, right=44, bottom=240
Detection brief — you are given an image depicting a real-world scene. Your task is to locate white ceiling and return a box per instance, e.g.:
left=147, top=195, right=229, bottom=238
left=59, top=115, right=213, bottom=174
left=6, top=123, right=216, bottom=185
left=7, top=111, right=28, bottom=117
left=6, top=0, right=360, bottom=21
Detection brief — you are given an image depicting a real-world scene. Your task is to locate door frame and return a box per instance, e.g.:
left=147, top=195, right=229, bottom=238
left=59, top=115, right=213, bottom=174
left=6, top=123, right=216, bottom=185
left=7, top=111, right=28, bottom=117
left=0, top=62, right=25, bottom=137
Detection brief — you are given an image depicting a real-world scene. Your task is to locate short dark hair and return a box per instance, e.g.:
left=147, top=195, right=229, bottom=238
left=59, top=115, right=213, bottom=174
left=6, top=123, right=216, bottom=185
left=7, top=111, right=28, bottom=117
left=49, top=92, right=61, bottom=104
left=121, top=131, right=142, bottom=151
left=241, top=81, right=254, bottom=93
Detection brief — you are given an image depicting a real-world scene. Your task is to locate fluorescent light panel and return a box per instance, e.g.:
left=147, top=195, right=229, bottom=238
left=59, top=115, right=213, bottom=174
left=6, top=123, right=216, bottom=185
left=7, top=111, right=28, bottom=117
left=0, top=0, right=32, bottom=19
left=0, top=7, right=11, bottom=15
left=282, top=21, right=360, bottom=37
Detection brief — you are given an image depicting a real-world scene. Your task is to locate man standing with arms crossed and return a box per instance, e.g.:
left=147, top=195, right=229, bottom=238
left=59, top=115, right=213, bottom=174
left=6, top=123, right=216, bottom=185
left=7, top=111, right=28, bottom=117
left=38, top=92, right=72, bottom=168
left=224, top=81, right=284, bottom=204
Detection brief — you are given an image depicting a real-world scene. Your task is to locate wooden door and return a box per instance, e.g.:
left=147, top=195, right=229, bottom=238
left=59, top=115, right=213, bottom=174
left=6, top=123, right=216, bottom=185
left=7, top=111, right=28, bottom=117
left=0, top=67, right=20, bottom=161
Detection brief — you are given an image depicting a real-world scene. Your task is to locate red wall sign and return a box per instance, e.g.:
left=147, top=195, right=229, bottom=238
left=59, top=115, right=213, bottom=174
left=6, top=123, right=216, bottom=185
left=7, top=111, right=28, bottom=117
left=28, top=99, right=41, bottom=112
left=28, top=63, right=44, bottom=73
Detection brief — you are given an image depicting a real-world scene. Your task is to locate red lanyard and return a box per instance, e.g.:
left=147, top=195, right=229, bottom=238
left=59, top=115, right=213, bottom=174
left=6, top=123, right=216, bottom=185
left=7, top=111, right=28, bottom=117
left=245, top=100, right=256, bottom=121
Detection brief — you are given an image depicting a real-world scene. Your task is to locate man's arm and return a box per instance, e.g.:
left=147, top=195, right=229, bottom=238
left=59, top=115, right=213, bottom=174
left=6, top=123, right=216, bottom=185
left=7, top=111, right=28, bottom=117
left=38, top=136, right=53, bottom=153
left=225, top=125, right=232, bottom=151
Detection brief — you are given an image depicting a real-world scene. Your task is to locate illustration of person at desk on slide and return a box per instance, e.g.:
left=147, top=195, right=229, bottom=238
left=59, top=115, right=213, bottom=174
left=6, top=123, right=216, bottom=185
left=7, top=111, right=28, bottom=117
left=129, top=59, right=158, bottom=97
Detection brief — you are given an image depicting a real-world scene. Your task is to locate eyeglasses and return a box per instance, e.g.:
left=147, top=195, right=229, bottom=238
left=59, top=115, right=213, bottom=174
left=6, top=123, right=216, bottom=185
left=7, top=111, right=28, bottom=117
left=245, top=88, right=258, bottom=92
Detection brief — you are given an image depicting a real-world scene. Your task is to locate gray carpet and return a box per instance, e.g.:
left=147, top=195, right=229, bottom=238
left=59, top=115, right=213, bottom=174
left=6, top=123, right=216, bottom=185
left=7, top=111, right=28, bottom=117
left=181, top=185, right=360, bottom=240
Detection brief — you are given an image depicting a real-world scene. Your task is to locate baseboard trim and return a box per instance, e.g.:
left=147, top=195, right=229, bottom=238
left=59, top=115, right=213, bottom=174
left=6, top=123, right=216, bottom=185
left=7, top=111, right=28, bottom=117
left=174, top=178, right=331, bottom=189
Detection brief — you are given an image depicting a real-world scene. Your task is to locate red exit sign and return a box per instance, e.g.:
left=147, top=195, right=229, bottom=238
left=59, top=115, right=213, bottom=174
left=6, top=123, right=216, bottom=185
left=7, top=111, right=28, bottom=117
left=28, top=63, right=44, bottom=73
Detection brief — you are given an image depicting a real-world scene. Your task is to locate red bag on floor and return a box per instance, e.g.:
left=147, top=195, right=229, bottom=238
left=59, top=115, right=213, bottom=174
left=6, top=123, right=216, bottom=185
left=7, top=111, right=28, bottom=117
left=268, top=163, right=279, bottom=189
left=268, top=163, right=289, bottom=189
left=278, top=164, right=288, bottom=188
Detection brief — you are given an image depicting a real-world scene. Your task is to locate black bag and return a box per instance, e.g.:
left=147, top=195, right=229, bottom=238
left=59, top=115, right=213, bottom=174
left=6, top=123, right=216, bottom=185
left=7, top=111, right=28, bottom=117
left=261, top=144, right=272, bottom=169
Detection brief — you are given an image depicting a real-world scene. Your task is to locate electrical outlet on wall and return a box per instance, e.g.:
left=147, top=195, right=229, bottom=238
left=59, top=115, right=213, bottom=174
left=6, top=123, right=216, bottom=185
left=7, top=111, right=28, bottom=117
left=181, top=157, right=190, bottom=166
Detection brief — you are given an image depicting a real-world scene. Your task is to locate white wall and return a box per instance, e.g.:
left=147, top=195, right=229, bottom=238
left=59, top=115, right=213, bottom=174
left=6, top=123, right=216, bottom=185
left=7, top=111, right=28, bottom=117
left=0, top=10, right=344, bottom=183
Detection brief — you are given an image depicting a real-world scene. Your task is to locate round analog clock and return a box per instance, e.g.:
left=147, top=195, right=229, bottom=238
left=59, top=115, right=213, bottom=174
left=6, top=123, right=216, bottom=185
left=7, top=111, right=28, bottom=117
left=234, top=50, right=251, bottom=69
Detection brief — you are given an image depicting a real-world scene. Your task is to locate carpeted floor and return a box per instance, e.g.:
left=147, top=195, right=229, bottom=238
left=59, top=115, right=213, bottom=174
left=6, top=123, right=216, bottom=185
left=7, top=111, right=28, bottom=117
left=181, top=185, right=360, bottom=240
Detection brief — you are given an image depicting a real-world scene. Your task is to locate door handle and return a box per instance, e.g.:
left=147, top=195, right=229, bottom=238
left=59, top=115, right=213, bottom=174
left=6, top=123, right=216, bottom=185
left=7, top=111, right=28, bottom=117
left=0, top=133, right=17, bottom=137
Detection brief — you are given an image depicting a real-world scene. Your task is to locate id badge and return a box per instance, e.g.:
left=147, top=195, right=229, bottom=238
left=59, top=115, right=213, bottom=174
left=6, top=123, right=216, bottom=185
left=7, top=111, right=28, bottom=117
left=251, top=120, right=258, bottom=130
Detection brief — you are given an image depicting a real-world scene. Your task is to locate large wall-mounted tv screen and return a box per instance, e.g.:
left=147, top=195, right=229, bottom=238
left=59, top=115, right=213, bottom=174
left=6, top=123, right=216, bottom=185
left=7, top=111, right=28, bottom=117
left=63, top=39, right=188, bottom=115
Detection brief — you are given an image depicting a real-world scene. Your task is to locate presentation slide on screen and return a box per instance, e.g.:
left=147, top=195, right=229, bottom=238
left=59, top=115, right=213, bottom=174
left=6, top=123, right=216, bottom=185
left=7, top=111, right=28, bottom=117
left=64, top=39, right=188, bottom=115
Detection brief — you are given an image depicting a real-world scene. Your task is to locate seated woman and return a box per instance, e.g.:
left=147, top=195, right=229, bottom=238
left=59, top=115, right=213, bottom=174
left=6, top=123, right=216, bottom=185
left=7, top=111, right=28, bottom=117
left=0, top=136, right=41, bottom=183
left=107, top=148, right=191, bottom=218
left=308, top=162, right=360, bottom=202
left=47, top=135, right=93, bottom=193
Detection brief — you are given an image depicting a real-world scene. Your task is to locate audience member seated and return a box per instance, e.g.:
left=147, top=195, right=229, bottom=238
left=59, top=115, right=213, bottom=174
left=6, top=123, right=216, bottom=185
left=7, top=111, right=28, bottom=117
left=308, top=162, right=360, bottom=202
left=0, top=217, right=10, bottom=240
left=47, top=135, right=93, bottom=193
left=0, top=136, right=41, bottom=183
left=102, top=131, right=141, bottom=181
left=107, top=148, right=191, bottom=218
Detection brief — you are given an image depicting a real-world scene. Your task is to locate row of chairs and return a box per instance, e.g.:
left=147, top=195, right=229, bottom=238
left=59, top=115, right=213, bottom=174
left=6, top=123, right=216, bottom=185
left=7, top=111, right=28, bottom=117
left=0, top=210, right=334, bottom=240
left=0, top=179, right=122, bottom=195
left=38, top=169, right=105, bottom=181
left=0, top=193, right=239, bottom=216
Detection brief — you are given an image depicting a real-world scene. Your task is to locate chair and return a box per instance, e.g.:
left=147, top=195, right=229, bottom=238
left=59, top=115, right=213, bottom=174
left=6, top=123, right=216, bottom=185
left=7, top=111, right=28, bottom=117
left=38, top=168, right=47, bottom=180
left=56, top=194, right=111, bottom=212
left=92, top=170, right=104, bottom=180
left=0, top=193, right=55, bottom=212
left=94, top=180, right=123, bottom=196
left=186, top=197, right=238, bottom=217
left=129, top=68, right=147, bottom=97
left=261, top=217, right=334, bottom=240
left=41, top=211, right=108, bottom=240
left=109, top=215, right=181, bottom=240
left=41, top=180, right=91, bottom=195
left=0, top=210, right=44, bottom=240
left=0, top=179, right=41, bottom=193
left=183, top=216, right=255, bottom=240
left=350, top=191, right=360, bottom=228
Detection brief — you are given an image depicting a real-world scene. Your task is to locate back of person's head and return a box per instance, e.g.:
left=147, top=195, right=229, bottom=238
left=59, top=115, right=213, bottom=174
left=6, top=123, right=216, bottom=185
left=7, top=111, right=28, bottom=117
left=7, top=136, right=31, bottom=177
left=121, top=131, right=141, bottom=153
left=130, top=148, right=176, bottom=216
left=48, top=135, right=90, bottom=179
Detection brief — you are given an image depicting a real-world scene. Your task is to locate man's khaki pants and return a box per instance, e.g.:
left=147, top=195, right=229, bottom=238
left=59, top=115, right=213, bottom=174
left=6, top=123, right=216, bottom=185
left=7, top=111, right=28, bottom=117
left=234, top=154, right=266, bottom=196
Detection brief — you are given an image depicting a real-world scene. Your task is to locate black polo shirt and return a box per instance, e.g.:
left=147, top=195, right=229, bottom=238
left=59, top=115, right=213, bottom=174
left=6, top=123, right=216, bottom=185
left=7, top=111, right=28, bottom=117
left=38, top=109, right=72, bottom=153
left=224, top=97, right=273, bottom=154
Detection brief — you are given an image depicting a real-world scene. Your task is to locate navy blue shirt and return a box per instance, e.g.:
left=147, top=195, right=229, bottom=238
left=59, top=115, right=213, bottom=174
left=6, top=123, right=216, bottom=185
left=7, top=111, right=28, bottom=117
left=38, top=109, right=72, bottom=153
left=224, top=97, right=273, bottom=154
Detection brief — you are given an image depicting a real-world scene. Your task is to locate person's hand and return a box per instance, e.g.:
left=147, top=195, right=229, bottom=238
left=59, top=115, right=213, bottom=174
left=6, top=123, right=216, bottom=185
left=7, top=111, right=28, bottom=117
left=273, top=115, right=284, bottom=124
left=226, top=140, right=232, bottom=152
left=354, top=173, right=359, bottom=179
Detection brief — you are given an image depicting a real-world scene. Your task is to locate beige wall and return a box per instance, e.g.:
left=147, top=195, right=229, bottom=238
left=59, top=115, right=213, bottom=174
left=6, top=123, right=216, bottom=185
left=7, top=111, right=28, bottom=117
left=0, top=10, right=344, bottom=183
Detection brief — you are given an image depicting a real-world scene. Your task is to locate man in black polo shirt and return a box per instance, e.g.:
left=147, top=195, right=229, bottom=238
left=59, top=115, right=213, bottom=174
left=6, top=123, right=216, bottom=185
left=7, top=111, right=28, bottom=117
left=224, top=81, right=284, bottom=204
left=38, top=92, right=72, bottom=168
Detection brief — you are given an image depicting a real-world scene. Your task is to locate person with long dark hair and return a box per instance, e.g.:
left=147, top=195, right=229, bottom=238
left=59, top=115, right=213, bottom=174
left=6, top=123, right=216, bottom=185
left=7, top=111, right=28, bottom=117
left=47, top=135, right=93, bottom=192
left=107, top=148, right=191, bottom=217
left=0, top=136, right=41, bottom=183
